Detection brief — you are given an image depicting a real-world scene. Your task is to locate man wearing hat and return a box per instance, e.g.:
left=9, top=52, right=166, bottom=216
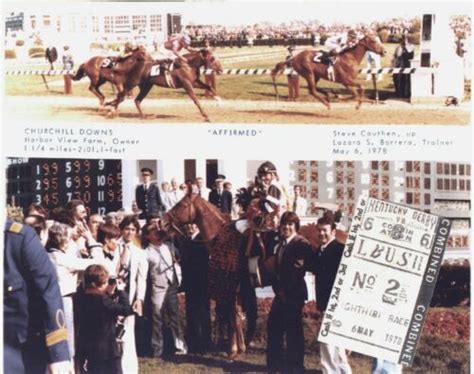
left=392, top=34, right=414, bottom=97
left=285, top=46, right=300, bottom=101
left=135, top=168, right=164, bottom=220
left=208, top=174, right=233, bottom=214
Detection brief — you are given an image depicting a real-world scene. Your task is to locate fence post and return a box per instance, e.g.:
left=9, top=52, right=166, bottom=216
left=371, top=73, right=379, bottom=103
left=64, top=72, right=72, bottom=94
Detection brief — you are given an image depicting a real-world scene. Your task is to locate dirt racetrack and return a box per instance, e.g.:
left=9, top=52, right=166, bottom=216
left=5, top=96, right=470, bottom=125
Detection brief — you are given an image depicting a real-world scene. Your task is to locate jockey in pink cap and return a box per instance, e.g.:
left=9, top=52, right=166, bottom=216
left=164, top=30, right=199, bottom=62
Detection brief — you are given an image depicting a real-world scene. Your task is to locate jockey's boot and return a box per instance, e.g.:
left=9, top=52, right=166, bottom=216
left=327, top=63, right=335, bottom=81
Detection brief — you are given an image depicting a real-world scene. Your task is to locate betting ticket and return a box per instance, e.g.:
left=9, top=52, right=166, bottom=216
left=318, top=196, right=451, bottom=366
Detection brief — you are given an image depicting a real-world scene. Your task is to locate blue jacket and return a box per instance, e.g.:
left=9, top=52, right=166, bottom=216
left=4, top=219, right=70, bottom=372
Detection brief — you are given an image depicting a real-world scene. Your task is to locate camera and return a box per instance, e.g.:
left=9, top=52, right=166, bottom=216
left=115, top=319, right=126, bottom=341
left=108, top=277, right=117, bottom=286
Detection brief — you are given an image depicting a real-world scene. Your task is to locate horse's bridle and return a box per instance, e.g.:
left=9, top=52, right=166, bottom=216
left=164, top=196, right=207, bottom=243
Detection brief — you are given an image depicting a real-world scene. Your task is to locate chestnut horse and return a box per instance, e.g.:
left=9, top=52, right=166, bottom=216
left=71, top=46, right=153, bottom=111
left=271, top=33, right=386, bottom=109
left=113, top=48, right=223, bottom=122
left=162, top=192, right=349, bottom=360
left=162, top=192, right=246, bottom=359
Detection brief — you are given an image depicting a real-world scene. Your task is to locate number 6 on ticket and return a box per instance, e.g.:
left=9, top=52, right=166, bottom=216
left=318, top=196, right=451, bottom=366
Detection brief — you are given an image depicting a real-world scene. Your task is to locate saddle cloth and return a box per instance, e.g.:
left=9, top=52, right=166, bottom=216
left=313, top=51, right=332, bottom=65
left=150, top=62, right=176, bottom=88
left=101, top=58, right=116, bottom=69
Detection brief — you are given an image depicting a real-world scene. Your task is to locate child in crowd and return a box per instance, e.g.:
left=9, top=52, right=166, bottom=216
left=76, top=265, right=134, bottom=374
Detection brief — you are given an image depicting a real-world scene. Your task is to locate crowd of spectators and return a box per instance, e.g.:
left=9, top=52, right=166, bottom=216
left=183, top=15, right=470, bottom=49
left=14, top=167, right=315, bottom=372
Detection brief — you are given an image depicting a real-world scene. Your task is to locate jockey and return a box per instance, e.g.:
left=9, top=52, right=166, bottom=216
left=324, top=29, right=359, bottom=80
left=118, top=41, right=137, bottom=59
left=254, top=161, right=286, bottom=215
left=325, top=29, right=358, bottom=55
left=163, top=30, right=199, bottom=62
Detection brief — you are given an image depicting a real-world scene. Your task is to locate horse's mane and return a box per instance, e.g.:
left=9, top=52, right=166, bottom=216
left=192, top=195, right=229, bottom=242
left=338, top=42, right=360, bottom=55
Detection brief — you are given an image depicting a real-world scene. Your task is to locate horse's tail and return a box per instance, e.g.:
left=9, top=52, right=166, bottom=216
left=271, top=61, right=286, bottom=102
left=71, top=63, right=86, bottom=81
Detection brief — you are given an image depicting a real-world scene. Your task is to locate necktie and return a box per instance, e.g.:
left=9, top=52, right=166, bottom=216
left=293, top=198, right=297, bottom=212
left=277, top=239, right=287, bottom=270
left=117, top=244, right=130, bottom=281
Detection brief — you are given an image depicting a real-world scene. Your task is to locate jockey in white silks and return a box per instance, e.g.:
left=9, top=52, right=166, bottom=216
left=323, top=29, right=358, bottom=80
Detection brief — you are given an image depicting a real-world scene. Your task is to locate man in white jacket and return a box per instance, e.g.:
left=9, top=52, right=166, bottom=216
left=116, top=216, right=148, bottom=374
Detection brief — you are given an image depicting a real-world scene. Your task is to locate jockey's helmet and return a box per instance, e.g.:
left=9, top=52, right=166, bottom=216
left=124, top=41, right=136, bottom=52
left=348, top=29, right=357, bottom=39
left=257, top=161, right=277, bottom=176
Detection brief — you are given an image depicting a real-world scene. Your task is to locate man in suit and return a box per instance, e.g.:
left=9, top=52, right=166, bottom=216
left=208, top=174, right=233, bottom=214
left=312, top=215, right=352, bottom=374
left=116, top=216, right=148, bottom=374
left=179, top=223, right=211, bottom=354
left=135, top=168, right=164, bottom=220
left=4, top=219, right=72, bottom=374
left=143, top=223, right=187, bottom=358
left=292, top=185, right=308, bottom=217
left=195, top=177, right=211, bottom=201
left=266, top=212, right=313, bottom=371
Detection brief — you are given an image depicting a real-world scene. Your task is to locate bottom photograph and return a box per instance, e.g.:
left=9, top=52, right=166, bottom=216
left=4, top=157, right=470, bottom=373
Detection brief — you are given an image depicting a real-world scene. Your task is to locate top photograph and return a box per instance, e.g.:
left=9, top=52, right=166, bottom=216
left=3, top=1, right=471, bottom=125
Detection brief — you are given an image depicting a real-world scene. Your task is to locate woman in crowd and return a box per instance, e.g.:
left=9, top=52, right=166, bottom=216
left=46, top=223, right=105, bottom=366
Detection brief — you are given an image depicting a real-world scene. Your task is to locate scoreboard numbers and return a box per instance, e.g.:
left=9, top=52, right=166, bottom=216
left=6, top=158, right=122, bottom=215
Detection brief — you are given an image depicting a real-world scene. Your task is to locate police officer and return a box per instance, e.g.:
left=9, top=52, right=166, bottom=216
left=134, top=167, right=164, bottom=220
left=4, top=219, right=72, bottom=374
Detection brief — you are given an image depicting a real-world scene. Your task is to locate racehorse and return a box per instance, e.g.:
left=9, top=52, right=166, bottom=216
left=162, top=190, right=349, bottom=359
left=106, top=48, right=223, bottom=122
left=271, top=33, right=386, bottom=109
left=162, top=191, right=246, bottom=359
left=71, top=46, right=153, bottom=111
